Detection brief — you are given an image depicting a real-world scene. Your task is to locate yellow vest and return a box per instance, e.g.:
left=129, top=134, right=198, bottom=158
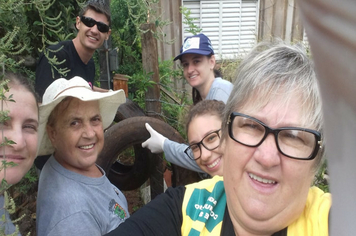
left=181, top=176, right=331, bottom=236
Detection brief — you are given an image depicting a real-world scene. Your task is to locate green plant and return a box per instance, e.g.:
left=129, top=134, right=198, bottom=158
left=180, top=6, right=202, bottom=35
left=35, top=0, right=85, bottom=79
left=314, top=160, right=329, bottom=193
left=13, top=167, right=38, bottom=195
left=158, top=59, right=190, bottom=138
left=127, top=70, right=155, bottom=109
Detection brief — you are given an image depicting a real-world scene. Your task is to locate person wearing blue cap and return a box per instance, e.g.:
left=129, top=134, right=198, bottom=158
left=174, top=33, right=233, bottom=105
left=142, top=34, right=233, bottom=175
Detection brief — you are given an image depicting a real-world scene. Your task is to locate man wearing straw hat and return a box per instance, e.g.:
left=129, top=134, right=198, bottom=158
left=36, top=76, right=129, bottom=235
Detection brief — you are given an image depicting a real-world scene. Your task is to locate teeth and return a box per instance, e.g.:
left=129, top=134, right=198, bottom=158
left=248, top=173, right=276, bottom=184
left=207, top=159, right=220, bottom=168
left=80, top=144, right=94, bottom=150
left=190, top=75, right=197, bottom=79
left=89, top=36, right=97, bottom=41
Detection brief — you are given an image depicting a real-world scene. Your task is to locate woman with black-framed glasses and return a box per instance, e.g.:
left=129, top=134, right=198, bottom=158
left=105, top=40, right=331, bottom=236
left=217, top=40, right=330, bottom=235
left=184, top=100, right=225, bottom=176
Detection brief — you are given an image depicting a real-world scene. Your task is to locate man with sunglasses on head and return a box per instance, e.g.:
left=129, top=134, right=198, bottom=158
left=35, top=0, right=111, bottom=172
left=35, top=0, right=111, bottom=99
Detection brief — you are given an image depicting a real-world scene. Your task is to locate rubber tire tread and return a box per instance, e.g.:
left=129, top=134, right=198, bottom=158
left=97, top=116, right=184, bottom=191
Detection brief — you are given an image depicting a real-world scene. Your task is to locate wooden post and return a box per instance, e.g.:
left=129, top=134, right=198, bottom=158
left=140, top=23, right=161, bottom=119
left=99, top=0, right=113, bottom=89
left=140, top=23, right=163, bottom=200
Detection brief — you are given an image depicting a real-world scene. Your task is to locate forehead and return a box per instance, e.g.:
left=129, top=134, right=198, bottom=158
left=188, top=115, right=222, bottom=139
left=83, top=8, right=109, bottom=24
left=181, top=54, right=206, bottom=62
left=57, top=98, right=99, bottom=117
left=239, top=93, right=304, bottom=127
left=6, top=86, right=38, bottom=116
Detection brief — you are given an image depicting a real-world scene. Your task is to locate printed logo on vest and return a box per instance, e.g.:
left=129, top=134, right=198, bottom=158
left=186, top=181, right=226, bottom=232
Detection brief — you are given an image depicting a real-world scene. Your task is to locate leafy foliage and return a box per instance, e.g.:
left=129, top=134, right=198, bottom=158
left=127, top=70, right=155, bottom=108
left=314, top=160, right=329, bottom=192
left=13, top=166, right=38, bottom=195
left=181, top=6, right=202, bottom=35
left=0, top=0, right=85, bottom=80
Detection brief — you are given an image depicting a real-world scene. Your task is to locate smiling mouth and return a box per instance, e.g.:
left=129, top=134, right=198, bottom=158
left=189, top=75, right=197, bottom=79
left=79, top=144, right=94, bottom=150
left=248, top=173, right=276, bottom=184
left=207, top=158, right=220, bottom=168
left=88, top=36, right=98, bottom=41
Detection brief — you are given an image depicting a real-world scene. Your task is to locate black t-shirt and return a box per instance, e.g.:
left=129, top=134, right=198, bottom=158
left=35, top=40, right=95, bottom=100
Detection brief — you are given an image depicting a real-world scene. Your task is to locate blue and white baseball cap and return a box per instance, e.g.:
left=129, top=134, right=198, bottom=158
left=174, top=33, right=214, bottom=61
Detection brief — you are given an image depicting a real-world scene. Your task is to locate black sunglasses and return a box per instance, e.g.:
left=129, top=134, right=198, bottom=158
left=80, top=16, right=110, bottom=33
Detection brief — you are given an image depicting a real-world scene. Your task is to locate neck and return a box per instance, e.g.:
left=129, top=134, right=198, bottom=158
left=72, top=38, right=95, bottom=64
left=196, top=74, right=215, bottom=100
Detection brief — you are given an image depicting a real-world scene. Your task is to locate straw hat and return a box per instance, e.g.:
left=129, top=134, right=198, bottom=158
left=37, top=76, right=126, bottom=156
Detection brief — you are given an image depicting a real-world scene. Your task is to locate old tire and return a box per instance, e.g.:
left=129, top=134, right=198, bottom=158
left=97, top=116, right=188, bottom=191
left=114, top=98, right=146, bottom=123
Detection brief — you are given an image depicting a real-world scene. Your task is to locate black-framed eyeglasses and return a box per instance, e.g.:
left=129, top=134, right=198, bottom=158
left=184, top=129, right=221, bottom=160
left=227, top=112, right=322, bottom=160
left=80, top=16, right=110, bottom=33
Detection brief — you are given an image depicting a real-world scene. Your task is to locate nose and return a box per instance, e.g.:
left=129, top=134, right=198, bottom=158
left=82, top=123, right=96, bottom=138
left=7, top=127, right=26, bottom=151
left=200, top=146, right=212, bottom=162
left=90, top=24, right=99, bottom=34
left=254, top=134, right=281, bottom=168
left=187, top=64, right=195, bottom=74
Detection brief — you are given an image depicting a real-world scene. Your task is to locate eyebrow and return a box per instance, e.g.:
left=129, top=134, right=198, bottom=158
left=7, top=116, right=39, bottom=126
left=181, top=55, right=204, bottom=63
left=189, top=129, right=219, bottom=144
left=26, top=118, right=39, bottom=126
left=65, top=113, right=101, bottom=121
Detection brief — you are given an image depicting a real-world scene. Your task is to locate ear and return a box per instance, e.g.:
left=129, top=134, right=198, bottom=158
left=209, top=55, right=216, bottom=70
left=75, top=16, right=81, bottom=31
left=106, top=29, right=112, bottom=40
left=46, top=125, right=57, bottom=147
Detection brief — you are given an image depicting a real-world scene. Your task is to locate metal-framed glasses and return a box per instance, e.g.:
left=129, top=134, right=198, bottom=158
left=227, top=112, right=322, bottom=160
left=80, top=16, right=110, bottom=33
left=184, top=129, right=221, bottom=160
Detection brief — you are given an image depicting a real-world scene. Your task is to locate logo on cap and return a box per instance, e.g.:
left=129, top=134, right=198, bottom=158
left=182, top=37, right=201, bottom=52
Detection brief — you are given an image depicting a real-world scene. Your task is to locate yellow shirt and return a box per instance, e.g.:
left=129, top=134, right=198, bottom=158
left=287, top=186, right=331, bottom=236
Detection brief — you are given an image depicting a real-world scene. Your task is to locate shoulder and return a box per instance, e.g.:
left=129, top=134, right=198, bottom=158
left=183, top=176, right=225, bottom=208
left=207, top=78, right=233, bottom=102
left=212, top=77, right=233, bottom=87
left=38, top=158, right=87, bottom=201
left=185, top=175, right=224, bottom=190
left=44, top=211, right=101, bottom=236
left=44, top=41, right=72, bottom=58
left=46, top=40, right=72, bottom=50
left=287, top=187, right=331, bottom=235
left=305, top=186, right=331, bottom=217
